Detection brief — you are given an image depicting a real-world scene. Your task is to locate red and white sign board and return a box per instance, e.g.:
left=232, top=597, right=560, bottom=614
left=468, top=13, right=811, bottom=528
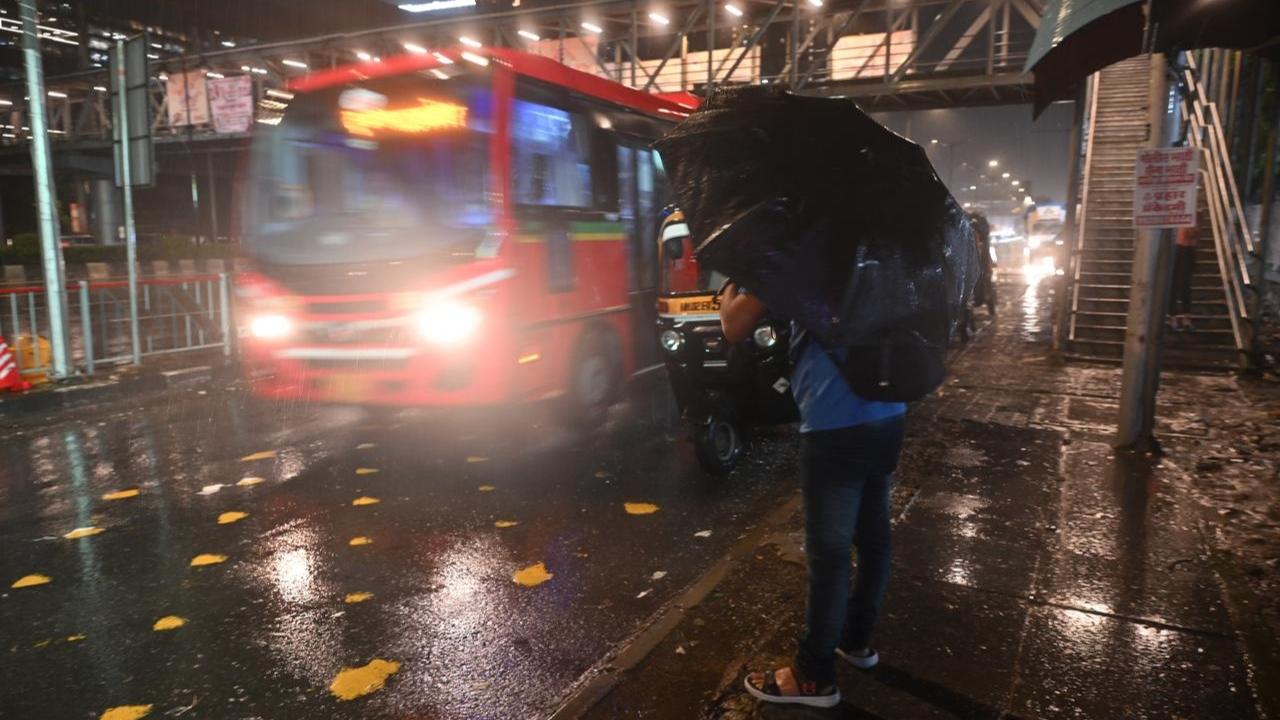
left=1134, top=147, right=1200, bottom=229
left=208, top=76, right=254, bottom=134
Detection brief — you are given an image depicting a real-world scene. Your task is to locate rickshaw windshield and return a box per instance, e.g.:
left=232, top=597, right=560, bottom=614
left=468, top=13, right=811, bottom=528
left=659, top=234, right=727, bottom=295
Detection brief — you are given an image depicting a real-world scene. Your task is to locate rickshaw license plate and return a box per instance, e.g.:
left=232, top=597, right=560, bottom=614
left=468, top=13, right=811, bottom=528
left=323, top=374, right=372, bottom=403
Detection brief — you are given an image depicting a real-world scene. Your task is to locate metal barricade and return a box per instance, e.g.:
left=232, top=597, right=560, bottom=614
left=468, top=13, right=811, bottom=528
left=0, top=273, right=233, bottom=380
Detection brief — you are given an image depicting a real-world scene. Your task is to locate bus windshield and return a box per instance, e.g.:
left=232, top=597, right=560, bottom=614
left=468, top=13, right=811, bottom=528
left=246, top=77, right=493, bottom=266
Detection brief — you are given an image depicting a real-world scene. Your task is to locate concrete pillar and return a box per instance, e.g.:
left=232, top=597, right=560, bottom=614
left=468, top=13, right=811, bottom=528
left=1116, top=53, right=1182, bottom=451
left=91, top=177, right=122, bottom=245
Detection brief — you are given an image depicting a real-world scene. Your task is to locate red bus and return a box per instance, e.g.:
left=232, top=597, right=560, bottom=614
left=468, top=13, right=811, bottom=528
left=235, top=48, right=694, bottom=422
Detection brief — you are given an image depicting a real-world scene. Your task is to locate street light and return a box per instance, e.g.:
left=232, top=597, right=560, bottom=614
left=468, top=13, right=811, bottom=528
left=518, top=29, right=541, bottom=42
left=725, top=3, right=744, bottom=16
left=581, top=21, right=603, bottom=33
left=1011, top=180, right=1020, bottom=186
left=988, top=159, right=999, bottom=167
left=806, top=0, right=824, bottom=6
left=649, top=12, right=670, bottom=25
left=356, top=50, right=372, bottom=61
left=1001, top=172, right=1010, bottom=178
left=930, top=138, right=939, bottom=144
left=403, top=41, right=428, bottom=54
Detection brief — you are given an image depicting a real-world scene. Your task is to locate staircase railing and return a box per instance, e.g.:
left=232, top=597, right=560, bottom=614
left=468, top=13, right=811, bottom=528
left=1066, top=72, right=1101, bottom=344
left=1179, top=51, right=1258, bottom=354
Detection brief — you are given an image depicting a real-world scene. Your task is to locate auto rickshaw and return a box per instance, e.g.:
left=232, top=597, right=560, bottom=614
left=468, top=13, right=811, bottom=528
left=655, top=209, right=798, bottom=474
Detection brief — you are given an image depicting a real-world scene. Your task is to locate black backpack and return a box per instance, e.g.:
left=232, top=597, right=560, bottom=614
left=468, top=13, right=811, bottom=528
left=697, top=198, right=973, bottom=403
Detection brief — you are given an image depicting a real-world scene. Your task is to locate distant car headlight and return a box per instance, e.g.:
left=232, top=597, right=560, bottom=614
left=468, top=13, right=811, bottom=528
left=753, top=325, right=778, bottom=349
left=416, top=300, right=482, bottom=346
left=660, top=329, right=683, bottom=353
left=249, top=313, right=293, bottom=340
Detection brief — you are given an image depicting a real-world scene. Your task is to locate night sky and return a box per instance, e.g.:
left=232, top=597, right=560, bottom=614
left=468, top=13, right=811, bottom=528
left=876, top=102, right=1077, bottom=211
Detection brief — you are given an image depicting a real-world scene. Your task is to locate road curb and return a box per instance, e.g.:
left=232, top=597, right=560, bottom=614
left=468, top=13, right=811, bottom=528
left=0, top=362, right=235, bottom=419
left=548, top=492, right=804, bottom=720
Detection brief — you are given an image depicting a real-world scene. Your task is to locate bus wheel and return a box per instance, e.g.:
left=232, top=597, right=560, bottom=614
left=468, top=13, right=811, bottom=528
left=565, top=330, right=621, bottom=428
left=693, top=414, right=744, bottom=475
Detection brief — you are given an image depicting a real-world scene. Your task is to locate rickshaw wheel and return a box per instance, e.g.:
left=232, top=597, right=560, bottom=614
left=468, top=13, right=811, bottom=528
left=694, top=415, right=744, bottom=475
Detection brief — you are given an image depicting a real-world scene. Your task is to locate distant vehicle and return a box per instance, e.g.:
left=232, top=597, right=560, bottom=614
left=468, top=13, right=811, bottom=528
left=989, top=227, right=1023, bottom=271
left=236, top=49, right=693, bottom=422
left=1024, top=204, right=1065, bottom=264
left=1019, top=204, right=1066, bottom=283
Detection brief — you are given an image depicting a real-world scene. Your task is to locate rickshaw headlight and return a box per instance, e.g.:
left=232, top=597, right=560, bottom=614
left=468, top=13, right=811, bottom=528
left=660, top=330, right=683, bottom=353
left=753, top=325, right=778, bottom=349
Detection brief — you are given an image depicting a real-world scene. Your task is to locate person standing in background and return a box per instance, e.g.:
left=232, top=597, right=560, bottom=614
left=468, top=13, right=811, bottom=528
left=1169, top=214, right=1200, bottom=332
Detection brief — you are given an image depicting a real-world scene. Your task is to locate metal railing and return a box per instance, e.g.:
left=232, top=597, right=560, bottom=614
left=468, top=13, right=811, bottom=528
left=1180, top=51, right=1258, bottom=352
left=1066, top=71, right=1101, bottom=344
left=0, top=273, right=232, bottom=380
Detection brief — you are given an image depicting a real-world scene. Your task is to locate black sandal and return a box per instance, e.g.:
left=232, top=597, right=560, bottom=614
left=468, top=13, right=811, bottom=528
left=744, top=666, right=840, bottom=708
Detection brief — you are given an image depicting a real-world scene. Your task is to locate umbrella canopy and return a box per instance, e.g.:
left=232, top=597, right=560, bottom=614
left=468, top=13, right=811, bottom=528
left=653, top=85, right=976, bottom=360
left=653, top=85, right=951, bottom=256
left=1026, top=0, right=1280, bottom=114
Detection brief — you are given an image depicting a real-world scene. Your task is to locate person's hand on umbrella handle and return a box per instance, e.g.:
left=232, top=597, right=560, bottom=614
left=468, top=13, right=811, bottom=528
left=718, top=279, right=739, bottom=303
left=718, top=280, right=767, bottom=343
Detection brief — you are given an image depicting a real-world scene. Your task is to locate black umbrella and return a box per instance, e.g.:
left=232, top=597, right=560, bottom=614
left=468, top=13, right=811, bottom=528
left=654, top=85, right=952, bottom=252
left=1025, top=0, right=1280, bottom=114
left=653, top=85, right=977, bottom=400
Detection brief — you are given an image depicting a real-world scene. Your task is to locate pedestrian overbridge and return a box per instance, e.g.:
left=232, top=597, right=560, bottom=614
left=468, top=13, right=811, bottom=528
left=0, top=0, right=1041, bottom=153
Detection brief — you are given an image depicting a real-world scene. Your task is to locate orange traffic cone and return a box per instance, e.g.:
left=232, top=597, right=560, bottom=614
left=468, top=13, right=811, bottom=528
left=0, top=335, right=31, bottom=393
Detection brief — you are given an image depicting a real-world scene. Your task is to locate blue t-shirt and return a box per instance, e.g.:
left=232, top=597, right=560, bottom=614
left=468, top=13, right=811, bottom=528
left=789, top=324, right=906, bottom=433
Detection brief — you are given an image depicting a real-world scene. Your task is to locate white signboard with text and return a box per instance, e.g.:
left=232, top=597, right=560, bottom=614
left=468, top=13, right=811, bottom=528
left=208, top=76, right=254, bottom=134
left=1134, top=147, right=1200, bottom=229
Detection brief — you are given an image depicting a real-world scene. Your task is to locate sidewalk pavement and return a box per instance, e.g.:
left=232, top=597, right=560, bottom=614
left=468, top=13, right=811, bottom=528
left=574, top=279, right=1280, bottom=720
left=0, top=350, right=233, bottom=421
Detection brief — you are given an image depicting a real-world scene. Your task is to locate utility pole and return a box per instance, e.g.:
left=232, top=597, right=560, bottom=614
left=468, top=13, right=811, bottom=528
left=114, top=38, right=142, bottom=365
left=19, top=0, right=71, bottom=378
left=1115, top=52, right=1182, bottom=451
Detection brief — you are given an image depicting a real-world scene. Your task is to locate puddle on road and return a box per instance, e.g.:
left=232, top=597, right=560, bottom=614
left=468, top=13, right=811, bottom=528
left=941, top=445, right=988, bottom=468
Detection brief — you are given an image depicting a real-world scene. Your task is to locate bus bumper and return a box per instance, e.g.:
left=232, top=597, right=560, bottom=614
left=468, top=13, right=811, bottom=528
left=241, top=343, right=511, bottom=407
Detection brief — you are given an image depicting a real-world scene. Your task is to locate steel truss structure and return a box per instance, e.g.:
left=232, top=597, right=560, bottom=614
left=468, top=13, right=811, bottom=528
left=0, top=0, right=1041, bottom=150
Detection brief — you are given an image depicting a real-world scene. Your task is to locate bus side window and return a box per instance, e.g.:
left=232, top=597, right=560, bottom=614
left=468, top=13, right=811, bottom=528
left=635, top=149, right=658, bottom=290
left=616, top=146, right=639, bottom=289
left=511, top=100, right=594, bottom=208
left=590, top=129, right=619, bottom=212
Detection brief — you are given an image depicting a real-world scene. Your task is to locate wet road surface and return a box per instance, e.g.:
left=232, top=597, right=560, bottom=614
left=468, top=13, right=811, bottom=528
left=4, top=278, right=1277, bottom=720
left=0, top=379, right=801, bottom=719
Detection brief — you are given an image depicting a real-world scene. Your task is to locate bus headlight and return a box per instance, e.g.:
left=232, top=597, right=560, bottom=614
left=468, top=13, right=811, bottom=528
left=660, top=330, right=682, bottom=353
left=753, top=325, right=778, bottom=349
left=416, top=300, right=482, bottom=346
left=249, top=314, right=293, bottom=340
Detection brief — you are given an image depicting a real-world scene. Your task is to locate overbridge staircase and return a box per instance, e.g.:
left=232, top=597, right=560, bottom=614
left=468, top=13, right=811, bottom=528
left=1062, top=54, right=1258, bottom=368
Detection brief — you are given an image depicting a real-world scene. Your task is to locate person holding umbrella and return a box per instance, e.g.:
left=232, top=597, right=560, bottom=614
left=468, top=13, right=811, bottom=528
left=658, top=85, right=976, bottom=709
left=720, top=282, right=905, bottom=708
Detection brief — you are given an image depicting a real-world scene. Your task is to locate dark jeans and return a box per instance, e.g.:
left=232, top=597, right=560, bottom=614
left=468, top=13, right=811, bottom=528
left=1171, top=245, right=1196, bottom=315
left=795, top=415, right=905, bottom=685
